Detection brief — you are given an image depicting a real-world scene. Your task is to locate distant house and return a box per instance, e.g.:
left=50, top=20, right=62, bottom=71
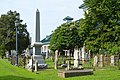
left=41, top=35, right=51, bottom=58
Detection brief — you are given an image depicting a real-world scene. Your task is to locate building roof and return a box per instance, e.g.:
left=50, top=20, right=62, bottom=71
left=63, top=16, right=73, bottom=21
left=41, top=35, right=51, bottom=45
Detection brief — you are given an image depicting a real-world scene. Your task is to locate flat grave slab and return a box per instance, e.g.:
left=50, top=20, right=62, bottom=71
left=58, top=69, right=93, bottom=78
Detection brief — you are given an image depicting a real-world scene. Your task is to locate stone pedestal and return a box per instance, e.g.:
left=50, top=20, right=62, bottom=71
left=33, top=43, right=47, bottom=68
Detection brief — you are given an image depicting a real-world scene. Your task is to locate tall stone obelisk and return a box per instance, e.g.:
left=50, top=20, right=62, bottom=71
left=27, top=9, right=47, bottom=69
left=33, top=9, right=42, bottom=55
left=33, top=9, right=47, bottom=68
left=36, top=9, right=40, bottom=42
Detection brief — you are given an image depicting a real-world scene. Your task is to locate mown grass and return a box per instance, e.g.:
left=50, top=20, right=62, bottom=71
left=0, top=59, right=120, bottom=80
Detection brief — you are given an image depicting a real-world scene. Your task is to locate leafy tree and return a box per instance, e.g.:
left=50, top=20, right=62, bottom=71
left=79, top=0, right=120, bottom=54
left=0, top=10, right=30, bottom=55
left=50, top=20, right=82, bottom=55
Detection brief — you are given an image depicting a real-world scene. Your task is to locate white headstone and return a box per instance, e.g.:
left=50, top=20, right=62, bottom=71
left=78, top=49, right=82, bottom=60
left=99, top=55, right=103, bottom=67
left=35, top=60, right=38, bottom=71
left=54, top=50, right=58, bottom=69
left=110, top=55, right=115, bottom=66
left=93, top=56, right=98, bottom=67
left=74, top=48, right=79, bottom=68
left=81, top=46, right=87, bottom=61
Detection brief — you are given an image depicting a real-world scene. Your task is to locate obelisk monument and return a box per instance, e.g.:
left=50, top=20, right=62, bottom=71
left=33, top=9, right=47, bottom=68
left=27, top=9, right=47, bottom=69
left=35, top=9, right=40, bottom=42
left=33, top=9, right=42, bottom=55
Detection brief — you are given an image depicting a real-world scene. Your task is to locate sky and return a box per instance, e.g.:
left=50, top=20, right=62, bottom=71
left=0, top=0, right=84, bottom=43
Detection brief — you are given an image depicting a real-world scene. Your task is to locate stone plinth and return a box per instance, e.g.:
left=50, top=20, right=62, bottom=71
left=58, top=69, right=93, bottom=78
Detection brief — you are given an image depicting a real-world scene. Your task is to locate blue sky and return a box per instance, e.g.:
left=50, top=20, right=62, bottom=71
left=0, top=0, right=84, bottom=43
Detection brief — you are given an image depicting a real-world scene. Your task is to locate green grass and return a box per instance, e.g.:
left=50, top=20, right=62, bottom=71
left=0, top=59, right=120, bottom=80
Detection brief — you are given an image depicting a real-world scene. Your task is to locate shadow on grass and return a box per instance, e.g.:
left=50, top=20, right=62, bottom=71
left=0, top=75, right=35, bottom=80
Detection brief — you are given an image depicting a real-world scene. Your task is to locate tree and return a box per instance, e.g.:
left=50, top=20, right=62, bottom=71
left=0, top=10, right=30, bottom=55
left=79, top=0, right=120, bottom=54
left=50, top=20, right=82, bottom=55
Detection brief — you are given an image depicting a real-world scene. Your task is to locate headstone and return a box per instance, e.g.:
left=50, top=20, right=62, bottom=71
left=81, top=45, right=87, bottom=61
left=35, top=60, right=38, bottom=71
left=78, top=49, right=82, bottom=60
left=74, top=48, right=79, bottom=68
left=63, top=50, right=68, bottom=57
left=110, top=55, right=115, bottom=66
left=93, top=56, right=98, bottom=67
left=88, top=50, right=91, bottom=60
left=67, top=61, right=70, bottom=70
left=45, top=51, right=49, bottom=59
left=54, top=50, right=58, bottom=69
left=99, top=55, right=104, bottom=67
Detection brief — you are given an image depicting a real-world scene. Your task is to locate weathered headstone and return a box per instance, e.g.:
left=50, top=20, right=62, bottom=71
left=67, top=60, right=70, bottom=70
left=81, top=46, right=86, bottom=61
left=54, top=50, right=58, bottom=69
left=110, top=55, right=115, bottom=66
left=88, top=50, right=91, bottom=60
left=99, top=55, right=104, bottom=67
left=45, top=51, right=49, bottom=59
left=81, top=45, right=88, bottom=61
left=93, top=56, right=98, bottom=67
left=78, top=49, right=82, bottom=60
left=67, top=50, right=71, bottom=70
left=35, top=60, right=38, bottom=71
left=74, top=48, right=79, bottom=68
left=63, top=50, right=68, bottom=57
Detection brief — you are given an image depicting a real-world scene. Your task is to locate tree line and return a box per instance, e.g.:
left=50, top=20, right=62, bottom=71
left=50, top=0, right=120, bottom=55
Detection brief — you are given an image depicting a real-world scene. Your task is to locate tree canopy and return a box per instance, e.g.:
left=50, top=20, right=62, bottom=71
left=0, top=10, right=30, bottom=56
left=50, top=0, right=120, bottom=55
left=50, top=21, right=82, bottom=52
left=79, top=0, right=120, bottom=54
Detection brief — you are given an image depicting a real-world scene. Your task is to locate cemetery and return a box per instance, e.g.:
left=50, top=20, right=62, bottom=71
left=0, top=0, right=120, bottom=80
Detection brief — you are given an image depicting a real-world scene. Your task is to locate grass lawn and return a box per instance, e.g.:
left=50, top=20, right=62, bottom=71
left=0, top=59, right=120, bottom=80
